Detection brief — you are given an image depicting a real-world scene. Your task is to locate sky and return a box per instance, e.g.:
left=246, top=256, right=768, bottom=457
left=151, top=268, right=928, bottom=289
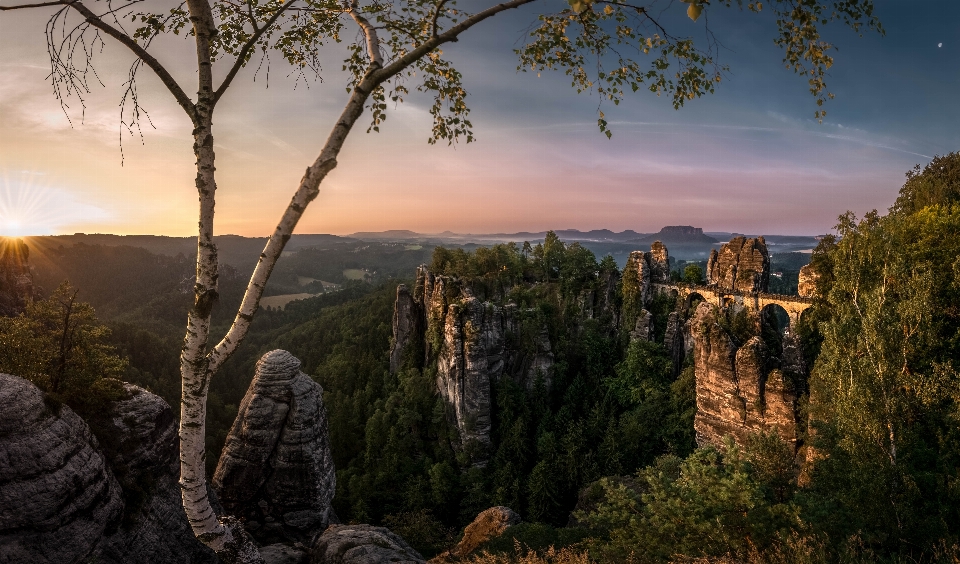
left=0, top=0, right=958, bottom=237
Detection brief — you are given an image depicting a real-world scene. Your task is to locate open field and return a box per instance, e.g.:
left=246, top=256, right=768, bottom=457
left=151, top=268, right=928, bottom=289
left=260, top=293, right=317, bottom=310
left=343, top=269, right=368, bottom=280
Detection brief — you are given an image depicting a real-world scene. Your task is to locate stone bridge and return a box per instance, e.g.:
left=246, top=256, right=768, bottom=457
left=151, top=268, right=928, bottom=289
left=652, top=283, right=814, bottom=330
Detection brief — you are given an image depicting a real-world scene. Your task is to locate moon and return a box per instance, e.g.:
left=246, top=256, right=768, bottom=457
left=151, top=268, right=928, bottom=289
left=939, top=42, right=943, bottom=48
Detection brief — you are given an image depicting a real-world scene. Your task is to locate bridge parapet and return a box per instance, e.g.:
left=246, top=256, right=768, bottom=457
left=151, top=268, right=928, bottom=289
left=652, top=283, right=814, bottom=328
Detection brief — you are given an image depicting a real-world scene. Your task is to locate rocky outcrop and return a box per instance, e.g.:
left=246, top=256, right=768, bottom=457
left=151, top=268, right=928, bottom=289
left=435, top=295, right=505, bottom=449
left=0, top=373, right=219, bottom=564
left=214, top=350, right=336, bottom=544
left=691, top=304, right=798, bottom=448
left=630, top=309, right=654, bottom=342
left=663, top=311, right=686, bottom=376
left=0, top=373, right=123, bottom=564
left=391, top=267, right=556, bottom=453
left=95, top=384, right=217, bottom=564
left=706, top=236, right=769, bottom=293
left=647, top=241, right=670, bottom=284
left=391, top=284, right=423, bottom=374
left=445, top=506, right=520, bottom=560
left=311, top=524, right=425, bottom=564
left=622, top=242, right=671, bottom=331
left=797, top=263, right=820, bottom=298
left=0, top=238, right=35, bottom=316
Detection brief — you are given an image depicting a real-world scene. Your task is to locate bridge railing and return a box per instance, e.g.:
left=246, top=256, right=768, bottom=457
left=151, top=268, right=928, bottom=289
left=652, top=283, right=813, bottom=306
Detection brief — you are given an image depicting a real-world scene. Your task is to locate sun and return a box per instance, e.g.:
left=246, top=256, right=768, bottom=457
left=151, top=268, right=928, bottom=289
left=1, top=171, right=65, bottom=237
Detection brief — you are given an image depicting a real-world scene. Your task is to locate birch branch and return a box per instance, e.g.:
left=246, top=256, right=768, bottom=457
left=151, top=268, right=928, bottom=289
left=347, top=0, right=383, bottom=67
left=208, top=0, right=539, bottom=370
left=213, top=0, right=301, bottom=105
left=61, top=0, right=199, bottom=122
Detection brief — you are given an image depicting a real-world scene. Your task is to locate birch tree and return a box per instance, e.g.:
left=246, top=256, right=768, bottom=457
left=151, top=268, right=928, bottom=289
left=0, top=0, right=880, bottom=561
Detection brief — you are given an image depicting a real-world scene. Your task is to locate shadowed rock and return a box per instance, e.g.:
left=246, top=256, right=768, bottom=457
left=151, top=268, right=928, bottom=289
left=311, top=524, right=425, bottom=564
left=0, top=373, right=123, bottom=564
left=96, top=384, right=217, bottom=563
left=213, top=350, right=336, bottom=544
left=390, top=284, right=423, bottom=374
left=630, top=309, right=654, bottom=342
left=0, top=238, right=35, bottom=317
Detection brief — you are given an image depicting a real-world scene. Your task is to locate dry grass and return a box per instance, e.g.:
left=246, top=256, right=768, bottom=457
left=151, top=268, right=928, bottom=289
left=467, top=545, right=591, bottom=564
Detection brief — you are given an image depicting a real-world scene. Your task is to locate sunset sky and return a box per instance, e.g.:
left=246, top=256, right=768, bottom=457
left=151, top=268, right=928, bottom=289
left=0, top=0, right=958, bottom=237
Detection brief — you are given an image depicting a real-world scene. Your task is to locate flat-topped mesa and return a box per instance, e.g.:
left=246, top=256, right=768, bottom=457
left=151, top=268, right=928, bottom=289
left=690, top=303, right=799, bottom=450
left=0, top=237, right=36, bottom=316
left=213, top=350, right=336, bottom=544
left=707, top=236, right=770, bottom=294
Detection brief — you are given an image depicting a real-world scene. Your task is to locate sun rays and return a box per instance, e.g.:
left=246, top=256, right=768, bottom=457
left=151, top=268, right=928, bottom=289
left=0, top=170, right=110, bottom=237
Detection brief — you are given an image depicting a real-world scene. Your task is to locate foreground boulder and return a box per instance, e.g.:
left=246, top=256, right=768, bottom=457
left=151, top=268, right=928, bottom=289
left=311, top=524, right=425, bottom=564
left=95, top=384, right=217, bottom=563
left=0, top=373, right=124, bottom=564
left=0, top=375, right=215, bottom=563
left=213, top=349, right=336, bottom=544
left=438, top=506, right=521, bottom=561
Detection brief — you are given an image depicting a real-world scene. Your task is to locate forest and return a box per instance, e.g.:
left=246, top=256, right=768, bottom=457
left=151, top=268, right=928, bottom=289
left=3, top=154, right=960, bottom=562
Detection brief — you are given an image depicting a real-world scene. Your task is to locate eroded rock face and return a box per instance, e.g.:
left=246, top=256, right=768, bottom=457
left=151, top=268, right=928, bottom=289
left=706, top=236, right=770, bottom=293
left=630, top=309, right=654, bottom=342
left=96, top=384, right=217, bottom=564
left=0, top=238, right=35, bottom=316
left=213, top=350, right=336, bottom=544
left=390, top=284, right=422, bottom=374
left=0, top=373, right=123, bottom=564
left=624, top=242, right=671, bottom=315
left=797, top=263, right=820, bottom=298
left=663, top=311, right=685, bottom=376
left=691, top=304, right=798, bottom=448
left=450, top=506, right=520, bottom=559
left=391, top=267, right=555, bottom=454
left=435, top=296, right=504, bottom=449
left=0, top=375, right=217, bottom=564
left=647, top=241, right=670, bottom=284
left=310, top=524, right=425, bottom=564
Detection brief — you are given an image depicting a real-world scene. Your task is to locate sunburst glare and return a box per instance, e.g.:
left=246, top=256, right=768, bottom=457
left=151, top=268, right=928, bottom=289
left=0, top=171, right=110, bottom=237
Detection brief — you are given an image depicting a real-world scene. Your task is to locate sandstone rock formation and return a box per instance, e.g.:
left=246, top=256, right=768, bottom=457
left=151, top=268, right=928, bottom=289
left=663, top=311, right=686, bottom=376
left=706, top=236, right=770, bottom=293
left=0, top=375, right=215, bottom=564
left=630, top=309, right=654, bottom=342
left=448, top=506, right=521, bottom=560
left=390, top=267, right=556, bottom=453
left=0, top=373, right=124, bottom=564
left=390, top=283, right=423, bottom=374
left=95, top=384, right=217, bottom=564
left=214, top=349, right=336, bottom=544
left=797, top=263, right=820, bottom=298
left=0, top=238, right=35, bottom=316
left=691, top=304, right=798, bottom=448
left=311, top=524, right=425, bottom=564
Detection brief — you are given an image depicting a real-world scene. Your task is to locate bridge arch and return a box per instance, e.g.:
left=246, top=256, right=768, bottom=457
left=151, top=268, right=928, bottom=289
left=760, top=303, right=791, bottom=336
